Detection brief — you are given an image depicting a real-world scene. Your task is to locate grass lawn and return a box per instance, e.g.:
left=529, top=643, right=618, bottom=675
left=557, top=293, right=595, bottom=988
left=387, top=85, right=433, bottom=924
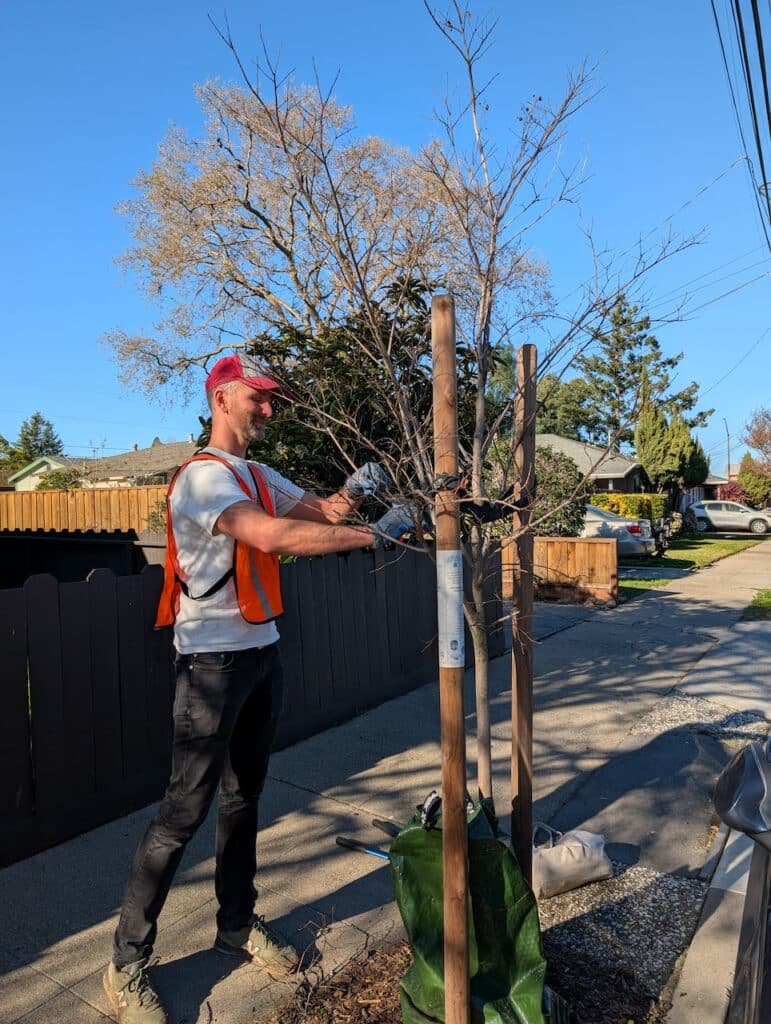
left=618, top=577, right=671, bottom=603
left=620, top=535, right=765, bottom=571
left=742, top=589, right=771, bottom=621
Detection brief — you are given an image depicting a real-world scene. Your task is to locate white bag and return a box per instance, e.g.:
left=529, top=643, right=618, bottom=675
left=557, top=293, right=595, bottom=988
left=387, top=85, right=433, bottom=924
left=531, top=822, right=613, bottom=899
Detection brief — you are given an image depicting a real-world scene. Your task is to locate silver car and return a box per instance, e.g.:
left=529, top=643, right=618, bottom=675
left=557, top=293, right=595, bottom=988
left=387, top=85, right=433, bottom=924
left=689, top=500, right=771, bottom=535
left=581, top=504, right=656, bottom=557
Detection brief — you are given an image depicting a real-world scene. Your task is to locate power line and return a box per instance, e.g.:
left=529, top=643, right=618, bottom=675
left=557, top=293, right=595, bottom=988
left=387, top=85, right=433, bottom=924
left=700, top=326, right=770, bottom=395
left=710, top=0, right=771, bottom=249
left=731, top=0, right=771, bottom=224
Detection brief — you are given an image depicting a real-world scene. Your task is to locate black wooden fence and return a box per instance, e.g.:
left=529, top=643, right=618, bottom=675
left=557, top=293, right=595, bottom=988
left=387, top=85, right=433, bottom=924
left=0, top=548, right=504, bottom=866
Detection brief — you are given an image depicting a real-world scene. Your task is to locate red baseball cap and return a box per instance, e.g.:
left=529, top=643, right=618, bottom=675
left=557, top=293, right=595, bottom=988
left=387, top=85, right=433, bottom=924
left=205, top=354, right=281, bottom=394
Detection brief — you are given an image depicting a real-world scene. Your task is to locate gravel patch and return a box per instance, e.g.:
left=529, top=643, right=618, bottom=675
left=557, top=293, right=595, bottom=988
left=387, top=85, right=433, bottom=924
left=539, top=862, right=707, bottom=997
left=630, top=691, right=769, bottom=742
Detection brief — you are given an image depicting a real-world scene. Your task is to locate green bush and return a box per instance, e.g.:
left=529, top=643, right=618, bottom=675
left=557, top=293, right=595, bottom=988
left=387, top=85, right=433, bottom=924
left=590, top=492, right=670, bottom=522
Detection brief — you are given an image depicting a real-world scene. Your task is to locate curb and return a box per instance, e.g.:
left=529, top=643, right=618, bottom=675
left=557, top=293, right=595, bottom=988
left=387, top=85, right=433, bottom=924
left=667, top=828, right=755, bottom=1023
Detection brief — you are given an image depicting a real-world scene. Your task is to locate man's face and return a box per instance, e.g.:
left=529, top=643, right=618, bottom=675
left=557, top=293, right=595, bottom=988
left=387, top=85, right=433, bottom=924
left=227, top=383, right=274, bottom=443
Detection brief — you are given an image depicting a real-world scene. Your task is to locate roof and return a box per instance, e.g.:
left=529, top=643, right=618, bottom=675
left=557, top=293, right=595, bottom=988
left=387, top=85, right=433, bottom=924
left=8, top=439, right=198, bottom=486
left=77, top=439, right=198, bottom=482
left=7, top=455, right=70, bottom=484
left=704, top=474, right=728, bottom=485
left=535, top=434, right=641, bottom=479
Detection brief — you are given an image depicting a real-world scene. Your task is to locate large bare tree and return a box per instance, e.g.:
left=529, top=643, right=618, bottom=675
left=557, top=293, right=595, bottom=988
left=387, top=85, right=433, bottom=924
left=106, top=2, right=695, bottom=799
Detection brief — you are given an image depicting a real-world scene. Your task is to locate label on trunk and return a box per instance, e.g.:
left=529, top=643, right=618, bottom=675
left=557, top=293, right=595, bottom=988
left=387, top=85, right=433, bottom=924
left=437, top=549, right=465, bottom=667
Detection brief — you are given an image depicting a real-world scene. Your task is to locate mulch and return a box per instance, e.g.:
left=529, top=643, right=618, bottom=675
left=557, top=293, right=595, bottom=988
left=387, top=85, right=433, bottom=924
left=269, top=939, right=668, bottom=1024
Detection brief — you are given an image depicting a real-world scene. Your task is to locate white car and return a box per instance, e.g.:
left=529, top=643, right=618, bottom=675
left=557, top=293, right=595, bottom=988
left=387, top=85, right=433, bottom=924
left=581, top=504, right=656, bottom=557
left=689, top=500, right=771, bottom=534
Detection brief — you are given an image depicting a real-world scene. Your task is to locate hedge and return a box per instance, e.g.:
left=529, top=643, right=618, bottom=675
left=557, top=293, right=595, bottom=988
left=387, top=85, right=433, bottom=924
left=590, top=492, right=670, bottom=522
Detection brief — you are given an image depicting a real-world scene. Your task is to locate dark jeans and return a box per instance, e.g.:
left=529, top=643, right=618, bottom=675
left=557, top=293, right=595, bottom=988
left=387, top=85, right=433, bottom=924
left=112, top=643, right=284, bottom=968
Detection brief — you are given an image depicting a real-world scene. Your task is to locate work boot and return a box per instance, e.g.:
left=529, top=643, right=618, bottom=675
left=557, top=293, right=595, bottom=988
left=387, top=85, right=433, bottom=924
left=102, top=960, right=167, bottom=1024
left=214, top=914, right=300, bottom=974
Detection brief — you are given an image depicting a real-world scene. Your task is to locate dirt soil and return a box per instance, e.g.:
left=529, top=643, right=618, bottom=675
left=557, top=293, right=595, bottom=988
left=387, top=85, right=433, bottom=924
left=269, top=938, right=668, bottom=1024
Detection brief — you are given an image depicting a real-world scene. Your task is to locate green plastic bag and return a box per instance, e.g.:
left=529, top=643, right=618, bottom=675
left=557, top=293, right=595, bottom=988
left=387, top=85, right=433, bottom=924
left=389, top=800, right=571, bottom=1024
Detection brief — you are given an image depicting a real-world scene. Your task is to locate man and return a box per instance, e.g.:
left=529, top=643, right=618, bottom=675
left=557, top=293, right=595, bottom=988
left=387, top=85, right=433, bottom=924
left=104, top=354, right=410, bottom=1024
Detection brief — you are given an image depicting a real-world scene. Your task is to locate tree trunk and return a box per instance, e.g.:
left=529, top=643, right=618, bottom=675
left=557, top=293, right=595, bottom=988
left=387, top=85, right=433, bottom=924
left=466, top=552, right=491, bottom=800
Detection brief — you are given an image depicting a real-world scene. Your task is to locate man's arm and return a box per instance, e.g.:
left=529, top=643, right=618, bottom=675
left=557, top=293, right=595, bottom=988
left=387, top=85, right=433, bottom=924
left=285, top=489, right=361, bottom=525
left=215, top=500, right=374, bottom=555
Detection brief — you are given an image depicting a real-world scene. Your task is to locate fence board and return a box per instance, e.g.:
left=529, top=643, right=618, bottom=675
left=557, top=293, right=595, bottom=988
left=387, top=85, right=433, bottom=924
left=59, top=581, right=96, bottom=800
left=87, top=569, right=124, bottom=793
left=117, top=574, right=151, bottom=780
left=0, top=589, right=33, bottom=819
left=140, top=567, right=174, bottom=776
left=503, top=536, right=617, bottom=601
left=0, top=486, right=168, bottom=534
left=25, top=575, right=68, bottom=826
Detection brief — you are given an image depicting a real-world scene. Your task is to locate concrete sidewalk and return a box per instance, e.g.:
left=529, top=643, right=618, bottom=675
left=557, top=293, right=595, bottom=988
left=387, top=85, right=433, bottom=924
left=0, top=540, right=769, bottom=1023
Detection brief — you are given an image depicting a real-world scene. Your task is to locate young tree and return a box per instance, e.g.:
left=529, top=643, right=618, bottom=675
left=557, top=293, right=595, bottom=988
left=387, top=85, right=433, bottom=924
left=737, top=453, right=771, bottom=506
left=104, top=4, right=696, bottom=797
left=575, top=297, right=709, bottom=450
left=742, top=407, right=771, bottom=474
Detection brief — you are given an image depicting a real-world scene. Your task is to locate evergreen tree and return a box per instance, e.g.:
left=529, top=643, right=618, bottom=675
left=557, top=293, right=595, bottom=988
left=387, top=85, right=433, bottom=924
left=1, top=413, right=64, bottom=473
left=634, top=400, right=678, bottom=491
left=535, top=374, right=598, bottom=440
left=576, top=297, right=710, bottom=450
left=16, top=412, right=63, bottom=462
left=684, top=437, right=709, bottom=487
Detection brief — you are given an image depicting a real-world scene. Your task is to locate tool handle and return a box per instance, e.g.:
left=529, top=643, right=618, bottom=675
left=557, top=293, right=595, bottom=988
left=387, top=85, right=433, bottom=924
left=334, top=836, right=390, bottom=860
left=372, top=818, right=402, bottom=838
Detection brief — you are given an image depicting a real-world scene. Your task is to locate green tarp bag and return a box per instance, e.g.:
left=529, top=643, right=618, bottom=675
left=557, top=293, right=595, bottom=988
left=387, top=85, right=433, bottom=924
left=389, top=799, right=571, bottom=1024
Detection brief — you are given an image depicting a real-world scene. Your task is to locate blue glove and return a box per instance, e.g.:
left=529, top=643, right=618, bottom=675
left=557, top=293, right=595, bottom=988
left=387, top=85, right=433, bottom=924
left=371, top=503, right=415, bottom=548
left=344, top=461, right=392, bottom=500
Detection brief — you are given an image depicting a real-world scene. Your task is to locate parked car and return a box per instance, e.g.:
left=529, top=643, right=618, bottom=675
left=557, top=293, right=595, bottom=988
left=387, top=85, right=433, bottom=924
left=581, top=504, right=656, bottom=557
left=688, top=500, right=771, bottom=535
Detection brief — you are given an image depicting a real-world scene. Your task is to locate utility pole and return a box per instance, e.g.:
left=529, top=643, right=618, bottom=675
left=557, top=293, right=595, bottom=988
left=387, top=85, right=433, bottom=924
left=431, top=294, right=469, bottom=1024
left=723, top=418, right=731, bottom=480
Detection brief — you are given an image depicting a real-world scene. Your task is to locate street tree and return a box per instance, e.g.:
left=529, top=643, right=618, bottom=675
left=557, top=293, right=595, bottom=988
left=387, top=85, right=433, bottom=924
left=737, top=453, right=771, bottom=506
left=742, top=407, right=771, bottom=474
left=105, top=3, right=696, bottom=796
left=575, top=297, right=709, bottom=450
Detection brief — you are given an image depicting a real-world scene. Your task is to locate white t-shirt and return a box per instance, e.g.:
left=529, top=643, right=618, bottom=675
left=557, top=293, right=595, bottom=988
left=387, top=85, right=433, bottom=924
left=169, top=446, right=304, bottom=654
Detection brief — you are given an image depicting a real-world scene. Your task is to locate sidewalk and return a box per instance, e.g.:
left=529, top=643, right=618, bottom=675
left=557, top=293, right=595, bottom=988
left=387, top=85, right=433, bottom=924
left=0, top=541, right=769, bottom=1023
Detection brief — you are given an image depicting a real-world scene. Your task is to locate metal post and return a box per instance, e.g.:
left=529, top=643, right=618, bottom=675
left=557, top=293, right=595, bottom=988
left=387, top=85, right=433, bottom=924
left=510, top=344, right=537, bottom=885
left=431, top=294, right=469, bottom=1024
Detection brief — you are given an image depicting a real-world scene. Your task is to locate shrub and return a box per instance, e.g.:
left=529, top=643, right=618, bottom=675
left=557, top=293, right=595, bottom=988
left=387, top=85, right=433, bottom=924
left=590, top=492, right=670, bottom=523
left=532, top=446, right=587, bottom=536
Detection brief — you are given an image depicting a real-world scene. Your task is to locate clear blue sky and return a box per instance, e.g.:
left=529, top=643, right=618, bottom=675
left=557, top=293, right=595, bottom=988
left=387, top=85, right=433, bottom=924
left=1, top=1, right=769, bottom=476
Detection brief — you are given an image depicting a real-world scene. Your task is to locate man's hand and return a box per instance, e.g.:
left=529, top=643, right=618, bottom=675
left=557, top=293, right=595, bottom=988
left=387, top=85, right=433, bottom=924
left=370, top=503, right=416, bottom=549
left=344, top=462, right=392, bottom=500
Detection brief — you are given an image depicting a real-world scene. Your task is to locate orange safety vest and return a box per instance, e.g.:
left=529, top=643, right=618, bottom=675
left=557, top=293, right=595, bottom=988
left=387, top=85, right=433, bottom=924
left=155, top=453, right=284, bottom=628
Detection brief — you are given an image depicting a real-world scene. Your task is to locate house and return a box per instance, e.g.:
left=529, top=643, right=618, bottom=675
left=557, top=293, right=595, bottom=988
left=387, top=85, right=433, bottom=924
left=8, top=437, right=198, bottom=491
left=6, top=455, right=74, bottom=492
left=535, top=433, right=647, bottom=493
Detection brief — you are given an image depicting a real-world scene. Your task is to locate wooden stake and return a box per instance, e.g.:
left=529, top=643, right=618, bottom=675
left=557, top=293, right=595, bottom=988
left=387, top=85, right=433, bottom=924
left=431, top=294, right=469, bottom=1024
left=510, top=344, right=537, bottom=885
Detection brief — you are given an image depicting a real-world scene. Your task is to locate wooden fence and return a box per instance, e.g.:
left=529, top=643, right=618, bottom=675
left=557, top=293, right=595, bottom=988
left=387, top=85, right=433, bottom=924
left=502, top=536, right=618, bottom=602
left=0, top=549, right=504, bottom=866
left=0, top=486, right=167, bottom=533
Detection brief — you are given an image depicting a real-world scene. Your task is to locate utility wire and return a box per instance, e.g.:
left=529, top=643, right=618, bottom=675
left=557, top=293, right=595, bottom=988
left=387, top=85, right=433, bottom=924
left=700, top=326, right=770, bottom=395
left=710, top=0, right=771, bottom=249
left=750, top=0, right=771, bottom=144
left=731, top=0, right=771, bottom=224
